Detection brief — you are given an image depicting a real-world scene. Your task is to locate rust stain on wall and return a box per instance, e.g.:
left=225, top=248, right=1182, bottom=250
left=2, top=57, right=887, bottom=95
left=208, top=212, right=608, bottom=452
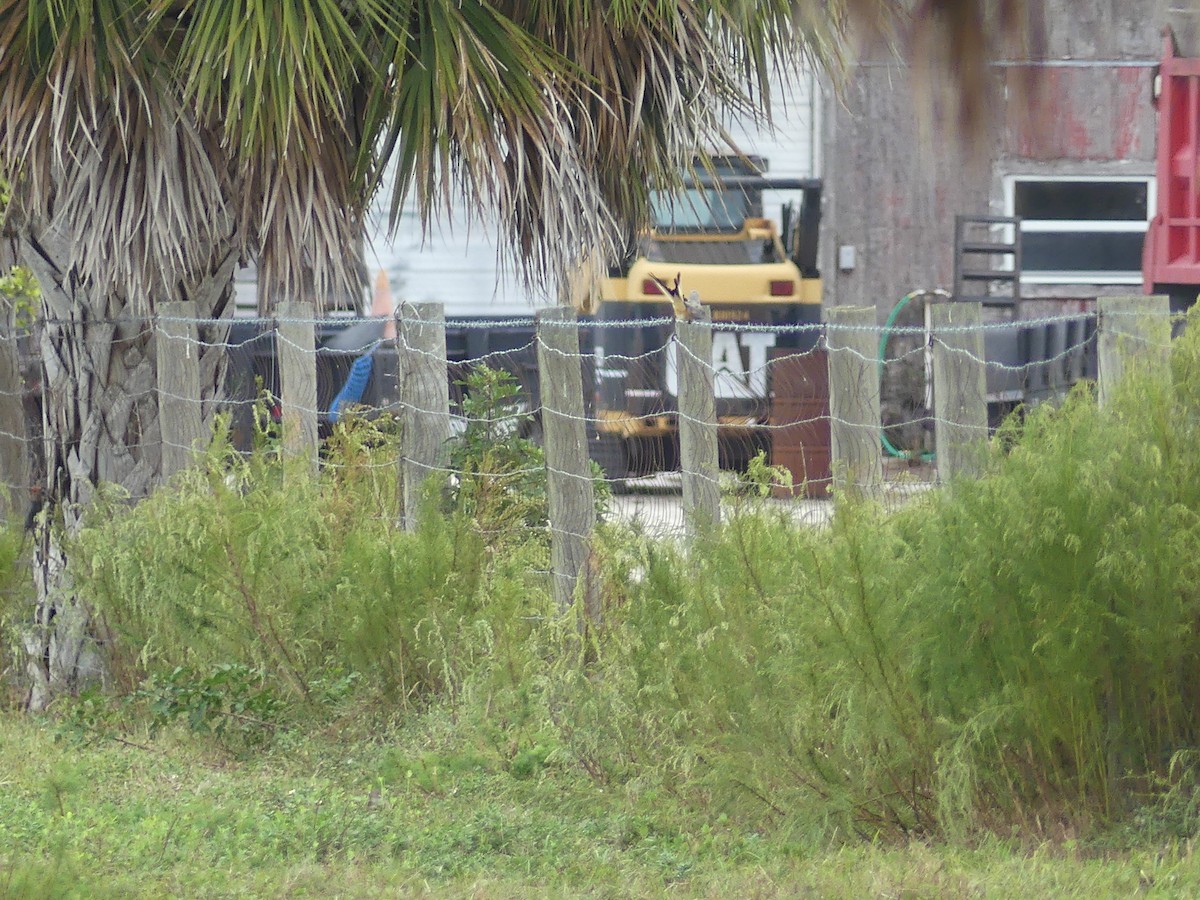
left=1112, top=66, right=1146, bottom=158
left=1006, top=67, right=1152, bottom=160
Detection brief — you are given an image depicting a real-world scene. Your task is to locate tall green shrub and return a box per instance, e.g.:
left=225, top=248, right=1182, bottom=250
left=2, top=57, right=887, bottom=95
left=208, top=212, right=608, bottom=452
left=76, top=441, right=337, bottom=698
left=447, top=365, right=549, bottom=541
left=909, top=322, right=1200, bottom=826
left=561, top=503, right=937, bottom=839
left=565, top=313, right=1200, bottom=839
left=70, top=416, right=548, bottom=707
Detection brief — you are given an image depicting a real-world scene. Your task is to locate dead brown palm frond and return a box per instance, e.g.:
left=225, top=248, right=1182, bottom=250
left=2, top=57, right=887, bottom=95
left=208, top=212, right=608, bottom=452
left=165, top=0, right=382, bottom=311
left=0, top=0, right=233, bottom=312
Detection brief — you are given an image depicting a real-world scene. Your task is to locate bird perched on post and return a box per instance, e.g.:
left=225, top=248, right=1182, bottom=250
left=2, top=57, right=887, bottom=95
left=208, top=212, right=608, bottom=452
left=650, top=272, right=706, bottom=321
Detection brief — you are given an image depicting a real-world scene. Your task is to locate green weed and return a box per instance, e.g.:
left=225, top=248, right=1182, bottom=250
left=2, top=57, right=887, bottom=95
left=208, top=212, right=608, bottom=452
left=448, top=364, right=549, bottom=539
left=136, top=664, right=282, bottom=751
left=68, top=408, right=552, bottom=718
left=0, top=516, right=29, bottom=707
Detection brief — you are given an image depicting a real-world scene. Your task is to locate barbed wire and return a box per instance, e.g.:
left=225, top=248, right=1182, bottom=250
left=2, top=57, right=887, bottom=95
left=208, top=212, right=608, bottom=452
left=29, top=306, right=1166, bottom=332
left=933, top=330, right=1097, bottom=372
left=0, top=304, right=1170, bottom=541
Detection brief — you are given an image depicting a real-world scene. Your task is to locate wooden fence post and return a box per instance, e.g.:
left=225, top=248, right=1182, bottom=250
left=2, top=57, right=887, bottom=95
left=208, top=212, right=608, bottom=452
left=0, top=327, right=29, bottom=522
left=398, top=301, right=450, bottom=530
left=536, top=308, right=596, bottom=617
left=155, top=300, right=204, bottom=482
left=1098, top=295, right=1171, bottom=408
left=826, top=305, right=883, bottom=498
left=930, top=301, right=989, bottom=481
left=676, top=309, right=720, bottom=531
left=276, top=301, right=319, bottom=474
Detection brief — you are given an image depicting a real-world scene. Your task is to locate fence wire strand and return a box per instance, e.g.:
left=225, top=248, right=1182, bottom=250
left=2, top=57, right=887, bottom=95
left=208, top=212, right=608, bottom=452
left=0, top=304, right=1170, bottom=539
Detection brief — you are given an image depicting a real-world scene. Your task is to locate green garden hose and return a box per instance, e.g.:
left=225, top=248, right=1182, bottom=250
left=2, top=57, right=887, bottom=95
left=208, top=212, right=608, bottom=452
left=878, top=291, right=937, bottom=461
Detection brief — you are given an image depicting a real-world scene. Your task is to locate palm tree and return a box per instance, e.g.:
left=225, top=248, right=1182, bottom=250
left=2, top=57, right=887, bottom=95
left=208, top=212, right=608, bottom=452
left=0, top=0, right=1032, bottom=706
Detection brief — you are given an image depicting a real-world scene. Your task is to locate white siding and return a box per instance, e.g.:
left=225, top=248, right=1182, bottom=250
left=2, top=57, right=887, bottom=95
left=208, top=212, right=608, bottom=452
left=232, top=270, right=258, bottom=315
left=365, top=198, right=549, bottom=317
left=723, top=75, right=820, bottom=172
left=723, top=72, right=821, bottom=229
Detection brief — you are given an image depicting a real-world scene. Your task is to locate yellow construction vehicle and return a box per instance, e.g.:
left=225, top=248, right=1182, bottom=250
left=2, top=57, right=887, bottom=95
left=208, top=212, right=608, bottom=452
left=580, top=157, right=823, bottom=480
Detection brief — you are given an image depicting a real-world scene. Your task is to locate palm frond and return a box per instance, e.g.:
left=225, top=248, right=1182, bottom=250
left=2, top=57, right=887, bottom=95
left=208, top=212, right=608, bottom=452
left=0, top=0, right=1041, bottom=310
left=168, top=0, right=382, bottom=309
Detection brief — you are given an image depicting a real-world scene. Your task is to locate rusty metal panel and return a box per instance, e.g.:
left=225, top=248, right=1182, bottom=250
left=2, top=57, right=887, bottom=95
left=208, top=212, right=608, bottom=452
left=768, top=349, right=831, bottom=498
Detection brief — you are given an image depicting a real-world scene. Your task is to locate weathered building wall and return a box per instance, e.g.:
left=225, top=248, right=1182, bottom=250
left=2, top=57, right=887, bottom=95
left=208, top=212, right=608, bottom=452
left=820, top=62, right=990, bottom=312
left=1000, top=66, right=1153, bottom=162
left=823, top=0, right=1188, bottom=315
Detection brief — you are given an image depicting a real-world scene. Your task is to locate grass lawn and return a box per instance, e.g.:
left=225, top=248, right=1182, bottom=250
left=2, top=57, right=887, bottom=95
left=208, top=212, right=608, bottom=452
left=1, top=711, right=1196, bottom=899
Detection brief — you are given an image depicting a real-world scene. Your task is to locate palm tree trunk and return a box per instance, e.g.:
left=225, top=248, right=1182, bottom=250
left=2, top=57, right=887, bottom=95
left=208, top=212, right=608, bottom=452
left=19, top=227, right=239, bottom=710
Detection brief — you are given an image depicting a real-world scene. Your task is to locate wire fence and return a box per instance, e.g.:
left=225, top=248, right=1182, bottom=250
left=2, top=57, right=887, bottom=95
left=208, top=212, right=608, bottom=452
left=0, top=295, right=1174, bottom=604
